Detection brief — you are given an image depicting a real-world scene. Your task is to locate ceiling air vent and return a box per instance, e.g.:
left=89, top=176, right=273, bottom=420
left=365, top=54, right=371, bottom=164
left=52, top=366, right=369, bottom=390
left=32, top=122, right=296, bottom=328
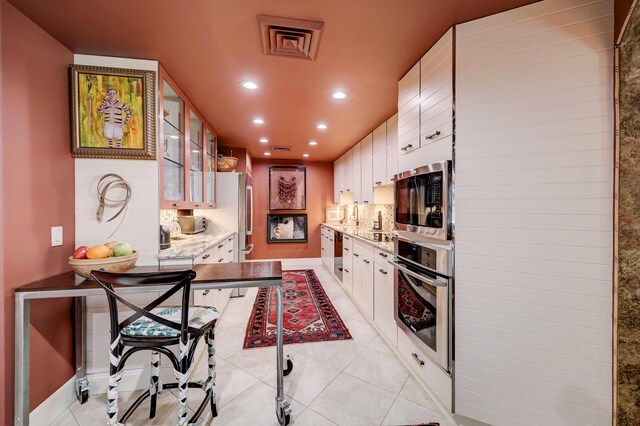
left=272, top=145, right=292, bottom=152
left=257, top=15, right=324, bottom=60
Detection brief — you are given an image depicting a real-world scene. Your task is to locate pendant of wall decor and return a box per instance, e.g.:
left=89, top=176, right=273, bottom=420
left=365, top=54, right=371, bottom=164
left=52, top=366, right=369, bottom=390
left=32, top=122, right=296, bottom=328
left=269, top=166, right=306, bottom=210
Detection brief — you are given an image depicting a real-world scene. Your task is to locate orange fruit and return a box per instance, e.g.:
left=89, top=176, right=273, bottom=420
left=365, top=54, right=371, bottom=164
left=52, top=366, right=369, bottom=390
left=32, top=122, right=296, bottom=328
left=86, top=245, right=110, bottom=259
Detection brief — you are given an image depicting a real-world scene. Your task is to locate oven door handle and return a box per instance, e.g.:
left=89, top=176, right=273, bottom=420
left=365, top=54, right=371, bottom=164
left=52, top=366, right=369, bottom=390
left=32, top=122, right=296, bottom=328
left=388, top=260, right=448, bottom=287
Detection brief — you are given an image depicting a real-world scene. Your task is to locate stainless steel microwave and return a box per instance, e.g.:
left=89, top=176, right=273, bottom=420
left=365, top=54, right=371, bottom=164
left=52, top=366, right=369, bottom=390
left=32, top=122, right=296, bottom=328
left=394, top=161, right=453, bottom=241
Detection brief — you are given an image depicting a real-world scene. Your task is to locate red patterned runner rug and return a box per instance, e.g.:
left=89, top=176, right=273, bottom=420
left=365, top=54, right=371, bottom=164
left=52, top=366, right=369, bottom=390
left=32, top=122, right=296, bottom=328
left=243, top=269, right=352, bottom=349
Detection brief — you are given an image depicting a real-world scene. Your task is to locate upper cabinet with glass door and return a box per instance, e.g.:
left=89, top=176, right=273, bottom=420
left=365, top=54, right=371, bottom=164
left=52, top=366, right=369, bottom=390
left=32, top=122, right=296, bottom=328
left=160, top=67, right=217, bottom=209
left=205, top=129, right=216, bottom=207
left=161, top=81, right=185, bottom=208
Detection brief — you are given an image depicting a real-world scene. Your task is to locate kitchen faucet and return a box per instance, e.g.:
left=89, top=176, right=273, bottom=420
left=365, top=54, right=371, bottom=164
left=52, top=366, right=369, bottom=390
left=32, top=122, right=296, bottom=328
left=351, top=205, right=359, bottom=226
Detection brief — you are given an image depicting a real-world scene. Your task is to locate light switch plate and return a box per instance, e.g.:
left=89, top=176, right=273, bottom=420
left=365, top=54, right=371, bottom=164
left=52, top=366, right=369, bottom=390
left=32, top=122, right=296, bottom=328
left=51, top=226, right=63, bottom=247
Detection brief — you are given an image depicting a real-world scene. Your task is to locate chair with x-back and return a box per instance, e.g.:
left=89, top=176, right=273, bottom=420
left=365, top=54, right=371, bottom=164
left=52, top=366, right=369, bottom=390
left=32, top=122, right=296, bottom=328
left=91, top=269, right=219, bottom=425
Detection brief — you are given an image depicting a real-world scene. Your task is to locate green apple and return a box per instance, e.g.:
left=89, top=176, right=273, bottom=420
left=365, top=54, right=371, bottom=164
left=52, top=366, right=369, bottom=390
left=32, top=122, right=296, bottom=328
left=113, top=243, right=133, bottom=257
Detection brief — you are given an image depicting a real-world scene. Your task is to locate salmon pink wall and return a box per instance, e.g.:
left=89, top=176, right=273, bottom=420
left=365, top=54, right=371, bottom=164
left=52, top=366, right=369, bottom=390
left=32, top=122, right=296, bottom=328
left=248, top=159, right=334, bottom=260
left=2, top=1, right=75, bottom=421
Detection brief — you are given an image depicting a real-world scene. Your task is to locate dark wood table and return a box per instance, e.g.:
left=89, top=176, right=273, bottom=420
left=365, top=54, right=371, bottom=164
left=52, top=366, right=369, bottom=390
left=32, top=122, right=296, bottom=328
left=14, top=261, right=293, bottom=426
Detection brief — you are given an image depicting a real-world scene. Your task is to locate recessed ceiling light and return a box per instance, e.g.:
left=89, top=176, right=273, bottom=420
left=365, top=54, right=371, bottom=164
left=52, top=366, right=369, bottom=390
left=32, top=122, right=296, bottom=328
left=259, top=138, right=269, bottom=143
left=253, top=118, right=265, bottom=125
left=317, top=123, right=328, bottom=129
left=309, top=141, right=318, bottom=146
left=303, top=153, right=310, bottom=158
left=242, top=81, right=258, bottom=90
left=264, top=152, right=271, bottom=156
left=332, top=91, right=347, bottom=99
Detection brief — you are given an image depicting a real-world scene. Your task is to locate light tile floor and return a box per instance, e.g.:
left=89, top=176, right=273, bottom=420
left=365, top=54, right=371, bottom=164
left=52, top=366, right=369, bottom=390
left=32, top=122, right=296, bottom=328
left=52, top=261, right=452, bottom=426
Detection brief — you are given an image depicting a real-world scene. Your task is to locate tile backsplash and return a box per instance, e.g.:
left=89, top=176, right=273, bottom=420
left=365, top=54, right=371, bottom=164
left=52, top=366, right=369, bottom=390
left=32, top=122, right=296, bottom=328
left=342, top=204, right=393, bottom=230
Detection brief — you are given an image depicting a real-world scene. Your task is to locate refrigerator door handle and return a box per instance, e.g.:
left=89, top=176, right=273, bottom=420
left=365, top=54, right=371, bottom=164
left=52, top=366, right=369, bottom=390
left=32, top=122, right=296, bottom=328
left=239, top=243, right=254, bottom=254
left=246, top=185, right=253, bottom=236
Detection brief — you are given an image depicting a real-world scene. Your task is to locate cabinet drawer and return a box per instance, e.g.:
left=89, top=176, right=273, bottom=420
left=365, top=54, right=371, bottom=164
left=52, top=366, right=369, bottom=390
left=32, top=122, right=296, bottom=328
left=196, top=246, right=217, bottom=264
left=397, top=330, right=452, bottom=412
left=374, top=250, right=391, bottom=267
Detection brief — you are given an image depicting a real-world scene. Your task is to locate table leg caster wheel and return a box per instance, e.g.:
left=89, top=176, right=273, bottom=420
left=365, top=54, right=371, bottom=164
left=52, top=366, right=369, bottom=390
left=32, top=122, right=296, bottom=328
left=77, top=388, right=89, bottom=404
left=283, top=355, right=294, bottom=376
left=75, top=377, right=90, bottom=404
left=277, top=408, right=291, bottom=426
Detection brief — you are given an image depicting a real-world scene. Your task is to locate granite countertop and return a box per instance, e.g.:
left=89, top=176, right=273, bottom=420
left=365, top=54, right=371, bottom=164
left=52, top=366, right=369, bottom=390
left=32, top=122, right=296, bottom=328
left=321, top=223, right=395, bottom=254
left=157, top=231, right=234, bottom=260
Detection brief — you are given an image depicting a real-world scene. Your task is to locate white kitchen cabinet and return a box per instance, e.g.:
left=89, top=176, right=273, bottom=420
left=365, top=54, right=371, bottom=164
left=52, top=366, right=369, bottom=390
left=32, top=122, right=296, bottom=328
left=397, top=29, right=453, bottom=173
left=360, top=133, right=373, bottom=204
left=333, top=156, right=343, bottom=204
left=193, top=234, right=236, bottom=313
left=350, top=143, right=362, bottom=203
left=321, top=226, right=334, bottom=272
left=372, top=122, right=387, bottom=187
left=398, top=62, right=421, bottom=157
left=386, top=113, right=398, bottom=183
left=352, top=239, right=374, bottom=319
left=342, top=234, right=353, bottom=295
left=374, top=250, right=396, bottom=345
left=342, top=149, right=352, bottom=194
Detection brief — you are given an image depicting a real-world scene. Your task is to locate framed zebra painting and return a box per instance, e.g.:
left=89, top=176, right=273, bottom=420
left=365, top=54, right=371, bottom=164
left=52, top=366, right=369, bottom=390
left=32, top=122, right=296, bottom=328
left=70, top=65, right=156, bottom=159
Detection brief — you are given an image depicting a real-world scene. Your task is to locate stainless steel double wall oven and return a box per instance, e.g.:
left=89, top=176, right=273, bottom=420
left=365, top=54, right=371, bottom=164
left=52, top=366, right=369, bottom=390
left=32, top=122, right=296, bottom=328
left=393, top=160, right=453, bottom=373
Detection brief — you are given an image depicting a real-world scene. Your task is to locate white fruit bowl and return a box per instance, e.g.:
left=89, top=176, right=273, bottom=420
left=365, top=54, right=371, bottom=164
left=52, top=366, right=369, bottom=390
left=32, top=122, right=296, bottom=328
left=69, top=251, right=138, bottom=279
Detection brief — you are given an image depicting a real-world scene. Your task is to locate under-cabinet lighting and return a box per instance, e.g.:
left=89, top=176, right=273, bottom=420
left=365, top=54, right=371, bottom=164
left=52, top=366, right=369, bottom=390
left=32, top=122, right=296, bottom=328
left=303, top=153, right=310, bottom=158
left=253, top=118, right=265, bottom=125
left=259, top=138, right=269, bottom=143
left=309, top=141, right=318, bottom=146
left=316, top=123, right=328, bottom=129
left=264, top=152, right=271, bottom=156
left=332, top=91, right=347, bottom=99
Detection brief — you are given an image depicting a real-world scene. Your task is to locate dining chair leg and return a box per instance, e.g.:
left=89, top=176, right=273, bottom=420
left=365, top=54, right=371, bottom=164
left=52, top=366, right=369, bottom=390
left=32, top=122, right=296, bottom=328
left=206, top=329, right=218, bottom=417
left=176, top=338, right=190, bottom=425
left=106, top=336, right=123, bottom=426
left=149, top=351, right=161, bottom=419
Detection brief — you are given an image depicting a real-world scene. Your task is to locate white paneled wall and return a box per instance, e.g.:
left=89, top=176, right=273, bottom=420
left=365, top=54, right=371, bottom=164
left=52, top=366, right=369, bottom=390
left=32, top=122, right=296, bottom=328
left=73, top=55, right=161, bottom=381
left=454, top=1, right=613, bottom=425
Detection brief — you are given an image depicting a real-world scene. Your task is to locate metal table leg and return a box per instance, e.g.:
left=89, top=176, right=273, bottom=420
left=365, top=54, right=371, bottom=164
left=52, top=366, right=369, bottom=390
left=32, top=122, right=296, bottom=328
left=14, top=294, right=30, bottom=426
left=274, top=280, right=292, bottom=425
left=74, top=296, right=89, bottom=403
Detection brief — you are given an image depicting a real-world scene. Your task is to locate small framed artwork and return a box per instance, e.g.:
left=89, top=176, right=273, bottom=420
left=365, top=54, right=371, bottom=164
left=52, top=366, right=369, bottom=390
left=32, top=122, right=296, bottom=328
left=70, top=65, right=156, bottom=159
left=267, top=214, right=308, bottom=243
left=269, top=166, right=306, bottom=210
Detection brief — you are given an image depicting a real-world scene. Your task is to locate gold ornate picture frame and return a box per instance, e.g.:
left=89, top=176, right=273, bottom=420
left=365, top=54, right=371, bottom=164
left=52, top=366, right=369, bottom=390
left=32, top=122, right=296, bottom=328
left=70, top=65, right=156, bottom=160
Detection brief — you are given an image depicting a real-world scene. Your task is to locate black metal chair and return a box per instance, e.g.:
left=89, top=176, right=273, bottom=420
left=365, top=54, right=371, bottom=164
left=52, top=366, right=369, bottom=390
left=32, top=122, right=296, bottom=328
left=91, top=270, right=219, bottom=426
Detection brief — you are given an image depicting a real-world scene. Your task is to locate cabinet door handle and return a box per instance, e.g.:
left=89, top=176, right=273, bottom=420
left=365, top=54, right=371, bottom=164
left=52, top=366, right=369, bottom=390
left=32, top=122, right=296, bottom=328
left=378, top=268, right=388, bottom=275
left=202, top=289, right=211, bottom=296
left=218, top=244, right=224, bottom=248
left=400, top=143, right=413, bottom=151
left=346, top=189, right=351, bottom=192
left=425, top=130, right=441, bottom=140
left=344, top=248, right=349, bottom=251
left=172, top=203, right=179, bottom=207
left=378, top=252, right=388, bottom=258
left=363, top=201, right=369, bottom=204
left=228, top=237, right=233, bottom=241
left=228, top=249, right=233, bottom=253
left=412, top=353, right=425, bottom=366
left=218, top=258, right=224, bottom=262
left=321, top=248, right=325, bottom=251
left=353, top=253, right=360, bottom=257
left=375, top=181, right=382, bottom=185
left=202, top=254, right=210, bottom=260
left=195, top=204, right=201, bottom=208
left=363, top=259, right=370, bottom=264
left=345, top=269, right=349, bottom=273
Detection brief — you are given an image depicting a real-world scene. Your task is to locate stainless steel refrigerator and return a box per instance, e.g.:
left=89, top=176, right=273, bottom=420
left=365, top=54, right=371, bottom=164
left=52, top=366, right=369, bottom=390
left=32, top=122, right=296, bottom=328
left=207, top=172, right=253, bottom=296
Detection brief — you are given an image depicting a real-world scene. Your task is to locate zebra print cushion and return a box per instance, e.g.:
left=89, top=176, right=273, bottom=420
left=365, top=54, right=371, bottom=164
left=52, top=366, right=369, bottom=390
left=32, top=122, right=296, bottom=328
left=121, top=306, right=219, bottom=338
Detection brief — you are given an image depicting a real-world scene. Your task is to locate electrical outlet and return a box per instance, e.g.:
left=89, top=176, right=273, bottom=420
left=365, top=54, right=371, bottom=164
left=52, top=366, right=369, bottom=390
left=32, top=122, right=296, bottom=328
left=51, top=226, right=63, bottom=247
